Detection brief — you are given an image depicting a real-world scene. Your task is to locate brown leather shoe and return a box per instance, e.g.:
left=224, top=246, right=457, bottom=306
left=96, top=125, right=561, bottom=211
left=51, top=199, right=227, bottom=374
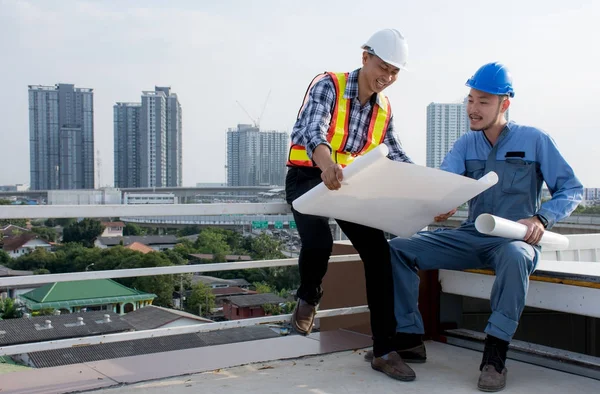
left=291, top=299, right=318, bottom=335
left=371, top=351, right=416, bottom=381
left=363, top=343, right=427, bottom=363
left=478, top=365, right=507, bottom=392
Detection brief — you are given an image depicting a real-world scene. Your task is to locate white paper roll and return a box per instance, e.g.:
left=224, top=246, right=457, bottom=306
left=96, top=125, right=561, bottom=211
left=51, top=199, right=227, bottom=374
left=474, top=214, right=569, bottom=249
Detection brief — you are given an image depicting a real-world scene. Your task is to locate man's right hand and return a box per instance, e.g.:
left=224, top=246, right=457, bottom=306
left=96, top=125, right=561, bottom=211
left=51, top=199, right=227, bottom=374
left=312, top=144, right=344, bottom=190
left=321, top=163, right=343, bottom=190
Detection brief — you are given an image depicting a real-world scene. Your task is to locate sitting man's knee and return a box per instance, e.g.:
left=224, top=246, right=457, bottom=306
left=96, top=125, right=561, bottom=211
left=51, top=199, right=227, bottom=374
left=496, top=241, right=537, bottom=274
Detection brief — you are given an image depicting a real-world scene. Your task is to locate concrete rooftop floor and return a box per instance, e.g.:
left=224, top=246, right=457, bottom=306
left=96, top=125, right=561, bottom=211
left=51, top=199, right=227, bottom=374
left=96, top=341, right=598, bottom=394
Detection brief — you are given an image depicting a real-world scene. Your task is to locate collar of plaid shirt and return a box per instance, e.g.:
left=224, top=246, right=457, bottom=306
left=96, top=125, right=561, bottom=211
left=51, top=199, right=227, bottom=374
left=344, top=68, right=387, bottom=109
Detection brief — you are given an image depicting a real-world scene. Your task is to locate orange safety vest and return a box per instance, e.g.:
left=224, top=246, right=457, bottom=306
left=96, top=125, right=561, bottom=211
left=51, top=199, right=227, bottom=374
left=287, top=71, right=392, bottom=168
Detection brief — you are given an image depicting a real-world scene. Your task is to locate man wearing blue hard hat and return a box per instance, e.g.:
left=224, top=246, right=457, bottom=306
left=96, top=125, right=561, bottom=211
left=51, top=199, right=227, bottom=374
left=366, top=62, right=583, bottom=391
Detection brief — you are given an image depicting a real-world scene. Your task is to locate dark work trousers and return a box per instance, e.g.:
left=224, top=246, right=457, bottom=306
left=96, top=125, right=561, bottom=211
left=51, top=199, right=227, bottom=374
left=285, top=166, right=397, bottom=356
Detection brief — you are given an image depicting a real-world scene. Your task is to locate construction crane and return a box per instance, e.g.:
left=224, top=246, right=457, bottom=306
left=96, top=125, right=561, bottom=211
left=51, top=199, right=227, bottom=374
left=236, top=89, right=271, bottom=129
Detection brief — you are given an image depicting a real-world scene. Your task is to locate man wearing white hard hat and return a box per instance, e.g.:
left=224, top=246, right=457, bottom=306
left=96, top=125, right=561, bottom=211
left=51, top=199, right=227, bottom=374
left=285, top=29, right=416, bottom=381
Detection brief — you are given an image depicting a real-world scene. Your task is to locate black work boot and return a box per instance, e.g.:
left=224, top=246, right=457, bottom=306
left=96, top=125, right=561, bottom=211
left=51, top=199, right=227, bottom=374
left=363, top=333, right=427, bottom=363
left=478, top=335, right=509, bottom=392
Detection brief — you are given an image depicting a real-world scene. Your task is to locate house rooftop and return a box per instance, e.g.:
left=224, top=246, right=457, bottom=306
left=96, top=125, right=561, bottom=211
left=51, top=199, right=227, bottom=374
left=0, top=311, right=133, bottom=346
left=25, top=325, right=280, bottom=369
left=192, top=275, right=250, bottom=288
left=2, top=233, right=40, bottom=252
left=124, top=241, right=154, bottom=254
left=224, top=293, right=286, bottom=307
left=0, top=264, right=33, bottom=277
left=18, top=279, right=156, bottom=310
left=96, top=235, right=179, bottom=246
left=121, top=305, right=212, bottom=331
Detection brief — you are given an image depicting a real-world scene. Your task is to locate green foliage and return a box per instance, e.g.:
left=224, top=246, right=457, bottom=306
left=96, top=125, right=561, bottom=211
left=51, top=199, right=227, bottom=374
left=177, top=225, right=201, bottom=237
left=186, top=281, right=216, bottom=316
left=123, top=223, right=144, bottom=236
left=194, top=230, right=231, bottom=262
left=262, top=301, right=296, bottom=316
left=0, top=298, right=21, bottom=319
left=249, top=233, right=285, bottom=260
left=0, top=250, right=10, bottom=266
left=62, top=219, right=105, bottom=247
left=573, top=205, right=600, bottom=215
left=31, top=308, right=55, bottom=317
left=31, top=227, right=57, bottom=242
left=9, top=247, right=57, bottom=271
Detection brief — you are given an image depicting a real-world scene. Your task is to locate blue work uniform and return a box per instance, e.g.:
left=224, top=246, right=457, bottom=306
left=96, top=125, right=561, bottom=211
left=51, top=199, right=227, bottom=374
left=389, top=121, right=583, bottom=342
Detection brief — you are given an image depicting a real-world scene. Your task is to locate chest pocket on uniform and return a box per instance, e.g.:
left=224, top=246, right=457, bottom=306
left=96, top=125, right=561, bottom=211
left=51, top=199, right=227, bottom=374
left=501, top=159, right=534, bottom=194
left=465, top=160, right=486, bottom=180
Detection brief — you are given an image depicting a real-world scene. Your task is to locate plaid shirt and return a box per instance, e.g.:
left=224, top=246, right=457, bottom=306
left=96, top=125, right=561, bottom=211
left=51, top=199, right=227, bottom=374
left=291, top=69, right=413, bottom=163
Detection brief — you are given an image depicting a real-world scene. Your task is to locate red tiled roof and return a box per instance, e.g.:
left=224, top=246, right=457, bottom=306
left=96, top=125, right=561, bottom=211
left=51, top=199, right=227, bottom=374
left=101, top=222, right=125, bottom=227
left=125, top=242, right=154, bottom=254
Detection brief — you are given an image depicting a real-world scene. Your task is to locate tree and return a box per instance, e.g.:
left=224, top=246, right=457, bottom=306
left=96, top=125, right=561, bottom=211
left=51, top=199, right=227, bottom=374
left=0, top=298, right=21, bottom=319
left=56, top=218, right=77, bottom=227
left=130, top=252, right=175, bottom=307
left=31, top=227, right=58, bottom=242
left=0, top=250, right=10, bottom=266
left=186, top=282, right=215, bottom=316
left=162, top=249, right=188, bottom=265
left=123, top=223, right=144, bottom=236
left=10, top=247, right=57, bottom=271
left=177, top=225, right=201, bottom=237
left=194, top=229, right=231, bottom=262
left=62, top=219, right=105, bottom=247
left=262, top=301, right=296, bottom=316
left=250, top=233, right=285, bottom=260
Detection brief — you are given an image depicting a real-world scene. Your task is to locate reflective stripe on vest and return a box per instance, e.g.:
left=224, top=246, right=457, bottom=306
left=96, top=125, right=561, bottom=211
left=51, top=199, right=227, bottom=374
left=287, top=72, right=390, bottom=168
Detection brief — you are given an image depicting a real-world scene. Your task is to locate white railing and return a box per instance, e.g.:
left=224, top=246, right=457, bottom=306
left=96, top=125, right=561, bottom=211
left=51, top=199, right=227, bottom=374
left=1, top=203, right=599, bottom=357
left=0, top=203, right=364, bottom=357
left=0, top=255, right=361, bottom=287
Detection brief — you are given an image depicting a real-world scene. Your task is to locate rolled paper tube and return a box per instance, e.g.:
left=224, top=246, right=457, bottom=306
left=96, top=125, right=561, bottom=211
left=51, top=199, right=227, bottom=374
left=475, top=214, right=569, bottom=249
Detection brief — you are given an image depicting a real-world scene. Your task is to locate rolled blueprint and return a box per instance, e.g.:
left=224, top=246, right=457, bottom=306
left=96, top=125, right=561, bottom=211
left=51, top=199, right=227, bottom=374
left=474, top=214, right=569, bottom=249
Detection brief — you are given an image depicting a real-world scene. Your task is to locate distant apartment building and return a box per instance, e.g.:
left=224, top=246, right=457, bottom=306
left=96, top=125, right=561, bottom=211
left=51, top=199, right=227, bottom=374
left=114, top=87, right=182, bottom=188
left=227, top=124, right=289, bottom=186
left=29, top=84, right=94, bottom=190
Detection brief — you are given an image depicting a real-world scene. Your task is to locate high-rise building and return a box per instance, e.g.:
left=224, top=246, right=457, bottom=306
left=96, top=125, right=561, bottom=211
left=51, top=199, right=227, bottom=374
left=155, top=87, right=183, bottom=187
left=140, top=90, right=167, bottom=188
left=29, top=84, right=94, bottom=190
left=259, top=130, right=289, bottom=186
left=227, top=124, right=288, bottom=186
left=426, top=101, right=469, bottom=169
left=426, top=97, right=510, bottom=169
left=114, top=103, right=142, bottom=188
left=114, top=87, right=182, bottom=188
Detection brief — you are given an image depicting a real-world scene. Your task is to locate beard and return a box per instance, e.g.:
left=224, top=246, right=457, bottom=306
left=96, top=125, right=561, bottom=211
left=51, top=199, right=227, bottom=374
left=469, top=102, right=504, bottom=131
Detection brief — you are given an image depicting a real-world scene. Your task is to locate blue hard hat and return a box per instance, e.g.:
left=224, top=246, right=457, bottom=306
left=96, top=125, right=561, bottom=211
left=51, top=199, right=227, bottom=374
left=465, top=62, right=514, bottom=97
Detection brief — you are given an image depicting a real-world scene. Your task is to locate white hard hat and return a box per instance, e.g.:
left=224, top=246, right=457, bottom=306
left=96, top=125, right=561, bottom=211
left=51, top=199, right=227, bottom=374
left=361, top=29, right=409, bottom=70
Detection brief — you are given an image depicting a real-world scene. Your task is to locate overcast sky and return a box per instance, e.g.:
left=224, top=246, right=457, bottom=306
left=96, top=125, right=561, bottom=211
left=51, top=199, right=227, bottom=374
left=1, top=0, right=598, bottom=187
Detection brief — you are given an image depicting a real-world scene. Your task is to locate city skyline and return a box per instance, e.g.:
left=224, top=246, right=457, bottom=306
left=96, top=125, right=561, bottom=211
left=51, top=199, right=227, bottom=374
left=2, top=1, right=598, bottom=188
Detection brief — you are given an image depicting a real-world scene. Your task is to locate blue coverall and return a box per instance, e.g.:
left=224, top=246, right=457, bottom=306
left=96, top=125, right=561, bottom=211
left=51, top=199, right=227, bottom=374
left=389, top=121, right=583, bottom=342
